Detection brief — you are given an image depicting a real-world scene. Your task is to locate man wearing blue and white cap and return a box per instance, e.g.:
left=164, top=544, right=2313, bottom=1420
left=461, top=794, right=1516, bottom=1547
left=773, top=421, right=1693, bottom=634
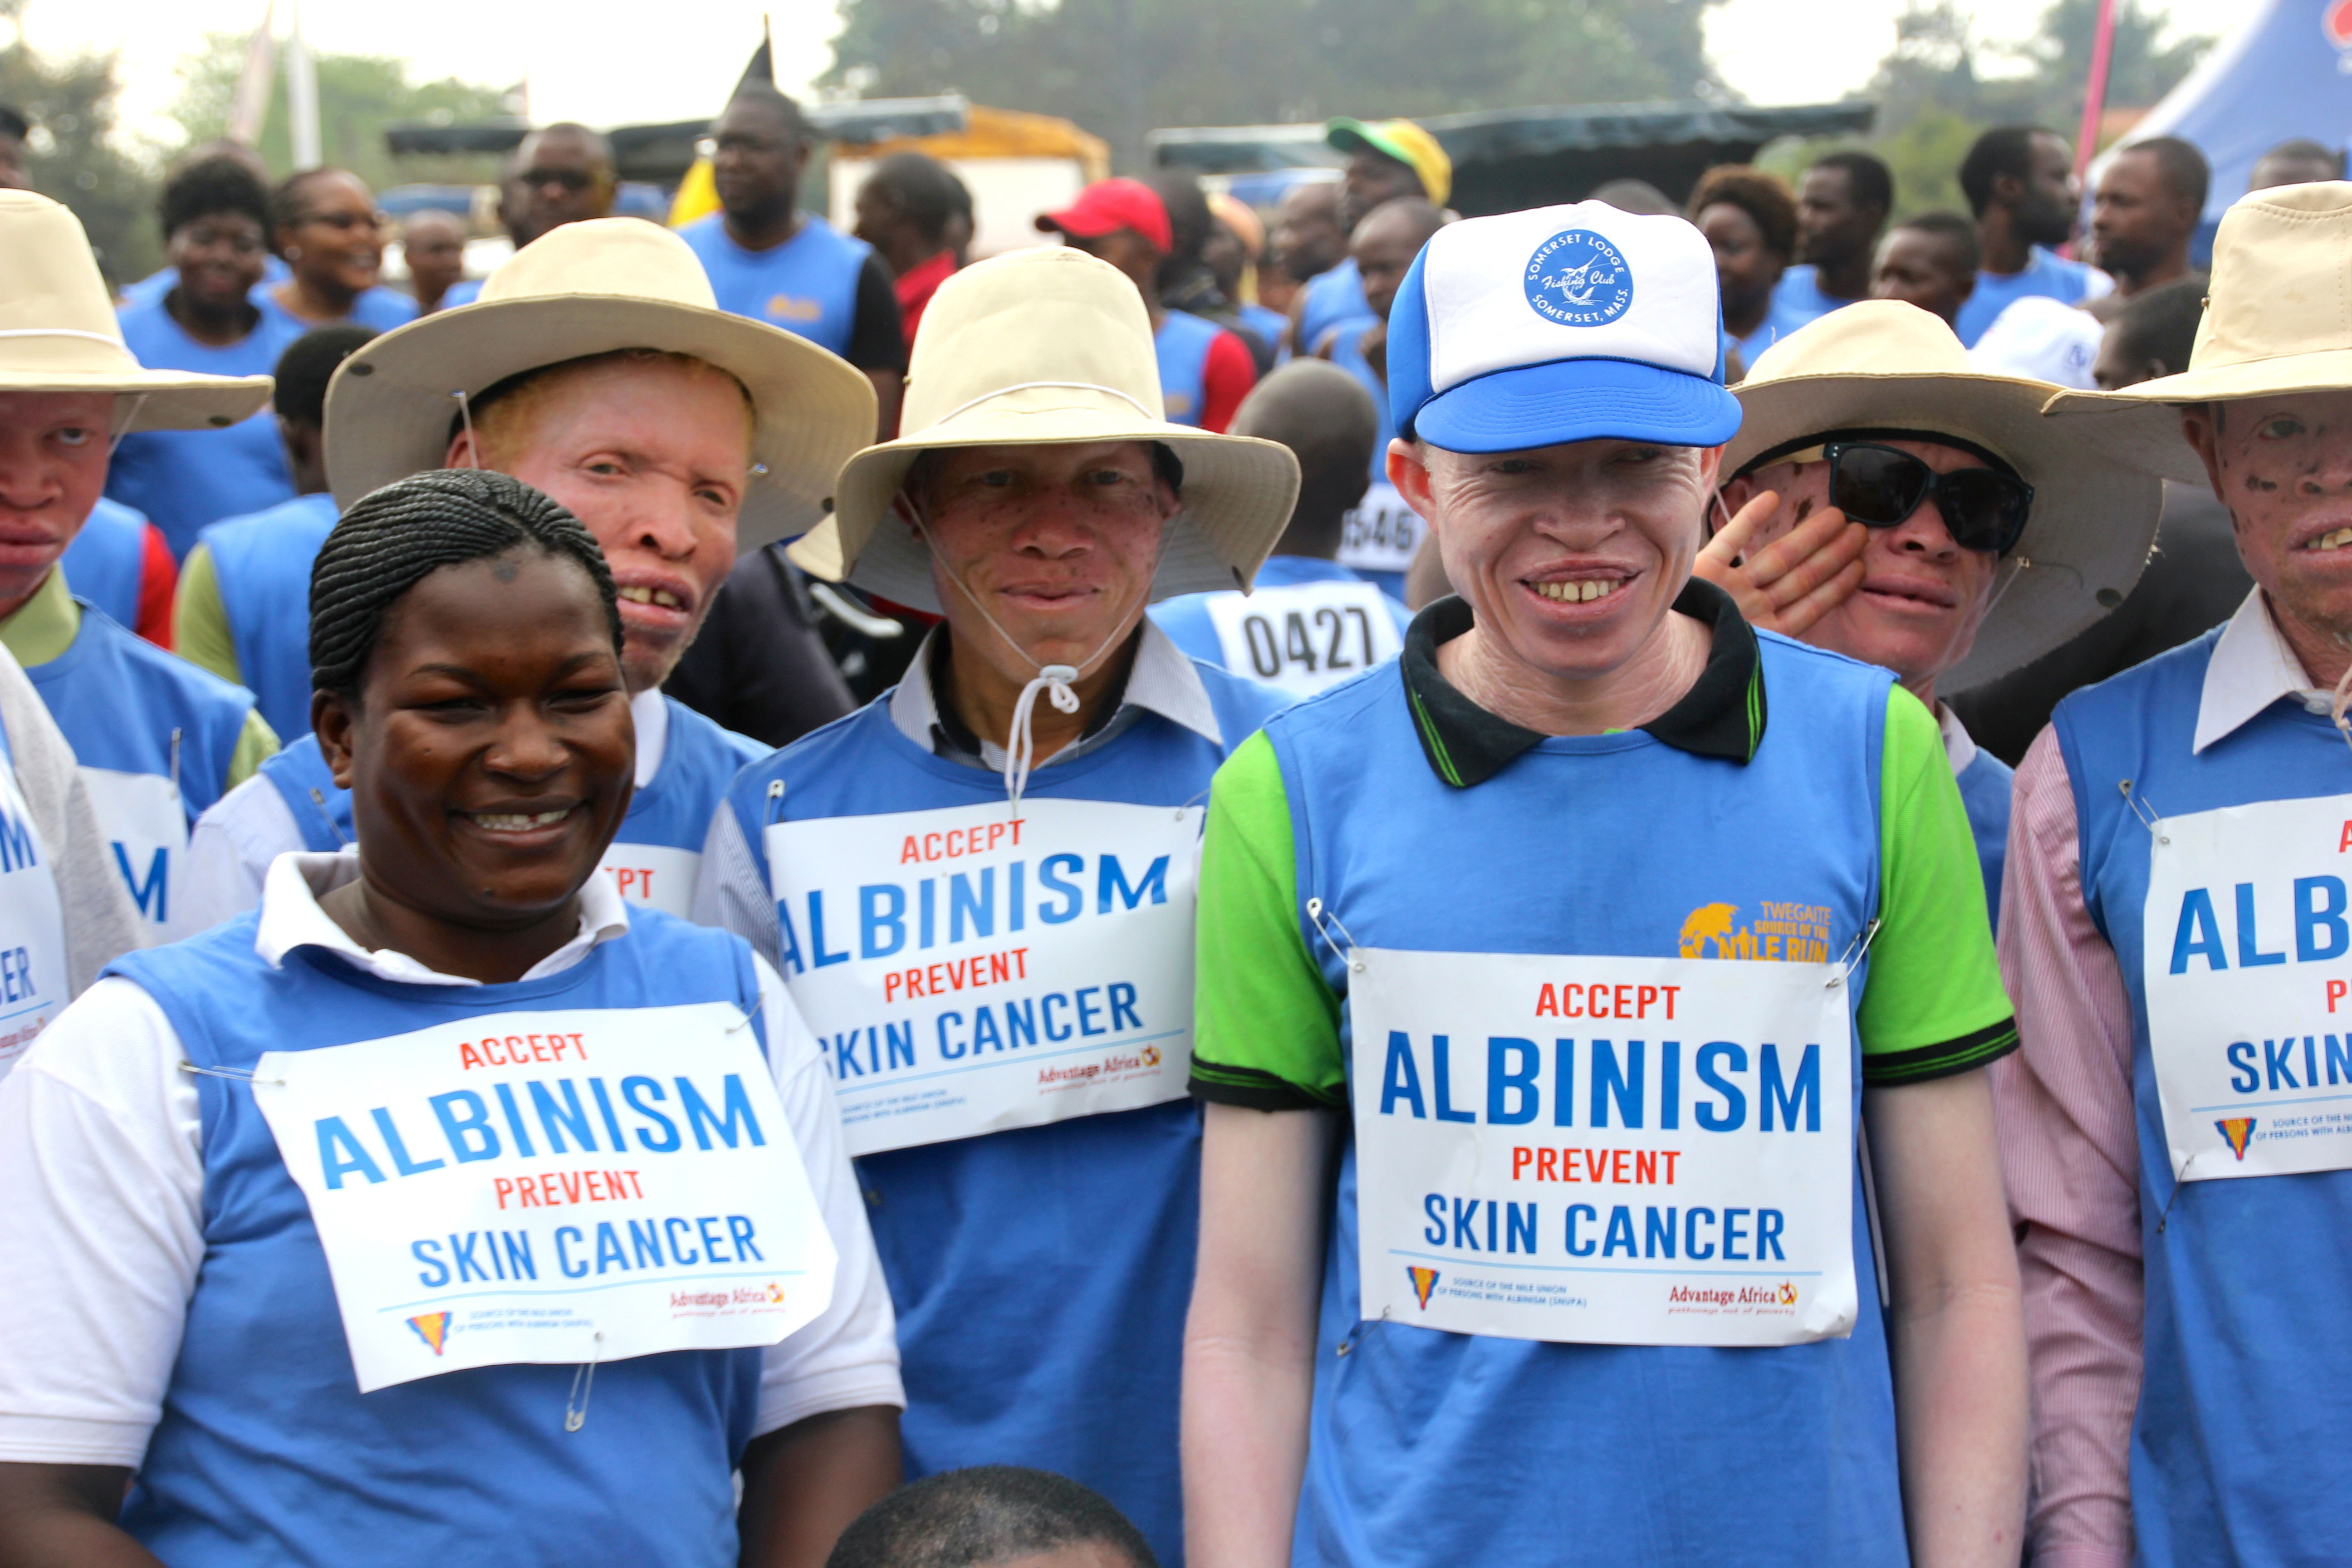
left=1181, top=202, right=2029, bottom=1566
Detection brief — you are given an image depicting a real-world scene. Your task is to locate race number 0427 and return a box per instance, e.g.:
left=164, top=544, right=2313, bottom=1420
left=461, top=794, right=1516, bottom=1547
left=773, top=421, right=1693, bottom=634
left=1240, top=604, right=1382, bottom=681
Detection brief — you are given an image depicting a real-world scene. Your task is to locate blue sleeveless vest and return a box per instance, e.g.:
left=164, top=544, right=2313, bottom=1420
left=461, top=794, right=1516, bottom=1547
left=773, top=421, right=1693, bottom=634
left=103, top=908, right=770, bottom=1568
left=260, top=700, right=763, bottom=858
left=59, top=499, right=154, bottom=633
left=1298, top=259, right=1373, bottom=359
left=1149, top=554, right=1410, bottom=675
left=202, top=491, right=340, bottom=744
left=1153, top=309, right=1222, bottom=428
left=678, top=214, right=869, bottom=356
left=1262, top=635, right=1905, bottom=1566
left=1955, top=746, right=2013, bottom=923
left=108, top=295, right=298, bottom=560
left=2053, top=628, right=2352, bottom=1565
left=720, top=666, right=1290, bottom=1567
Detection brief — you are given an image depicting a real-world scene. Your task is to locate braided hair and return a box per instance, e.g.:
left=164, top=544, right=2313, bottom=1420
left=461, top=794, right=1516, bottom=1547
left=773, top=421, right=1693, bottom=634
left=309, top=469, right=621, bottom=702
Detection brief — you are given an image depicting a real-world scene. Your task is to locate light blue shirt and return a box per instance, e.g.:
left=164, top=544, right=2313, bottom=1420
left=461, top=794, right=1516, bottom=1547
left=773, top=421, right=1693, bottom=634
left=1953, top=246, right=2110, bottom=348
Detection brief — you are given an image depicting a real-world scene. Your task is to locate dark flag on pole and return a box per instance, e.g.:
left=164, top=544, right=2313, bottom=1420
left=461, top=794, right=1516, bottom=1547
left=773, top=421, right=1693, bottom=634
left=735, top=17, right=775, bottom=98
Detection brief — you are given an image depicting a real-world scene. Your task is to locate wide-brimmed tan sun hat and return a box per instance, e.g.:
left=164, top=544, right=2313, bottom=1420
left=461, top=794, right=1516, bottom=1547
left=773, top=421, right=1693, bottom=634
left=2045, top=181, right=2352, bottom=484
left=0, top=191, right=271, bottom=430
left=1726, top=299, right=2166, bottom=688
left=323, top=217, right=875, bottom=552
left=785, top=245, right=1299, bottom=612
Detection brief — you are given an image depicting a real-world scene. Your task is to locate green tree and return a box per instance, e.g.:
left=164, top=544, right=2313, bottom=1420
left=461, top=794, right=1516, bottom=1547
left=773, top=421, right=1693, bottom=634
left=2002, top=0, right=2212, bottom=142
left=162, top=34, right=507, bottom=193
left=1, top=0, right=160, bottom=285
left=820, top=0, right=1724, bottom=172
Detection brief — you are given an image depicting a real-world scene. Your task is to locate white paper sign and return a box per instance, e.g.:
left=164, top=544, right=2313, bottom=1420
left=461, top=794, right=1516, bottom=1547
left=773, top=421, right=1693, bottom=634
left=599, top=843, right=698, bottom=917
left=765, top=798, right=1201, bottom=1156
left=0, top=757, right=67, bottom=1080
left=252, top=1003, right=836, bottom=1393
left=1337, top=480, right=1425, bottom=577
left=1205, top=580, right=1403, bottom=696
left=2145, top=793, right=2352, bottom=1181
left=80, top=765, right=187, bottom=942
left=1349, top=947, right=1857, bottom=1346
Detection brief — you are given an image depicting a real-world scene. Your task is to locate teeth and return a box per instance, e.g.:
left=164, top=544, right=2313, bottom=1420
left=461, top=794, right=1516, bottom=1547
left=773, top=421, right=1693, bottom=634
left=617, top=586, right=683, bottom=607
left=2309, top=529, right=2352, bottom=552
left=1534, top=579, right=1623, bottom=603
left=470, top=808, right=574, bottom=832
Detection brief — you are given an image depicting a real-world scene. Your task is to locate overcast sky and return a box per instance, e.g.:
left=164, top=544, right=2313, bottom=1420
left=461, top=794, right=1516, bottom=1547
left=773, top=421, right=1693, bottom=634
left=15, top=0, right=2246, bottom=160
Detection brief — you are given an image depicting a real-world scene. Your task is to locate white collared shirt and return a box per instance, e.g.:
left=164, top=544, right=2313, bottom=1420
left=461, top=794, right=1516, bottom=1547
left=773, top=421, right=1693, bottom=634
left=0, top=849, right=902, bottom=1466
left=1936, top=700, right=1980, bottom=777
left=2193, top=587, right=2349, bottom=753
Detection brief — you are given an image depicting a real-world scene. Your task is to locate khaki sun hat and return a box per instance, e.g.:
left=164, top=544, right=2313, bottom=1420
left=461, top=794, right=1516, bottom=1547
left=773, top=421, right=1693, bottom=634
left=0, top=190, right=271, bottom=430
left=1726, top=299, right=2166, bottom=689
left=323, top=217, right=876, bottom=553
left=787, top=245, right=1300, bottom=612
left=2044, top=180, right=2352, bottom=485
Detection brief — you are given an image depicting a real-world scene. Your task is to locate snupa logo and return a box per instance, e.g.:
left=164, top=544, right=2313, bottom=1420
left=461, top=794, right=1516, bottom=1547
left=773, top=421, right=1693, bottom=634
left=1524, top=230, right=1633, bottom=327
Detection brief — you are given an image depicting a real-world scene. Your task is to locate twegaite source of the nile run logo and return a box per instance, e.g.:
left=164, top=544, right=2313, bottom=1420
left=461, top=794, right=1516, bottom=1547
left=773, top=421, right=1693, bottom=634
left=1408, top=1266, right=1440, bottom=1309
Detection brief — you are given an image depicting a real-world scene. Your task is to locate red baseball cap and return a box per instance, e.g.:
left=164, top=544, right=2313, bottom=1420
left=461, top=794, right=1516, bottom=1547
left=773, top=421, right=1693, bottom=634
left=1035, top=178, right=1172, bottom=253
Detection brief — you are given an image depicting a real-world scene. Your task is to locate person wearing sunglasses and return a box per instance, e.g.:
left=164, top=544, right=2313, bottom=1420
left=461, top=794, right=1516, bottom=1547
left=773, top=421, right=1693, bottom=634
left=440, top=125, right=620, bottom=311
left=1705, top=299, right=2166, bottom=918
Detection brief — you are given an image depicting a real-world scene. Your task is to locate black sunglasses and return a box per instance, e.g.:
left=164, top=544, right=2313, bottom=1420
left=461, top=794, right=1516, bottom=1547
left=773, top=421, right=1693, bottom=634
left=1823, top=441, right=2033, bottom=556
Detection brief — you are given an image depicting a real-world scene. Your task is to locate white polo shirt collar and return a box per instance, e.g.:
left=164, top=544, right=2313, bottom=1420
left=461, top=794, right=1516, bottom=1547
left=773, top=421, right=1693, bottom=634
left=2193, top=587, right=2348, bottom=754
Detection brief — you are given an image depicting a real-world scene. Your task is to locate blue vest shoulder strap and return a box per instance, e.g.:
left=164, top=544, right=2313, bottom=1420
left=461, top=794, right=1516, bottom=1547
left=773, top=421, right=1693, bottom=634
left=60, top=499, right=151, bottom=631
left=258, top=735, right=352, bottom=853
left=34, top=606, right=256, bottom=816
left=204, top=493, right=339, bottom=745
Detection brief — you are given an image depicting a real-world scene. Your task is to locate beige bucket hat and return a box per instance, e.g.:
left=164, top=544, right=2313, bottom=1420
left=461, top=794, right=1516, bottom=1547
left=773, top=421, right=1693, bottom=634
left=0, top=191, right=271, bottom=429
left=2045, top=181, right=2352, bottom=484
left=323, top=217, right=876, bottom=552
left=1726, top=299, right=2166, bottom=688
left=785, top=245, right=1299, bottom=612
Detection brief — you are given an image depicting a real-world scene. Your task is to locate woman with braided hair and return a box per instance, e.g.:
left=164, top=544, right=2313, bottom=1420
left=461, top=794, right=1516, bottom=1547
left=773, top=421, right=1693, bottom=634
left=0, top=469, right=903, bottom=1568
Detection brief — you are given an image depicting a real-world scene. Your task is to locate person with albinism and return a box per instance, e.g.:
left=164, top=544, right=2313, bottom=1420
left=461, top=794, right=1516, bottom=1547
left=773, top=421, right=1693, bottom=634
left=0, top=192, right=279, bottom=946
left=1703, top=300, right=2170, bottom=918
left=1180, top=201, right=2029, bottom=1568
left=0, top=469, right=903, bottom=1568
left=2005, top=177, right=2352, bottom=1568
left=695, top=245, right=1300, bottom=1567
left=171, top=218, right=877, bottom=941
left=1151, top=359, right=1411, bottom=694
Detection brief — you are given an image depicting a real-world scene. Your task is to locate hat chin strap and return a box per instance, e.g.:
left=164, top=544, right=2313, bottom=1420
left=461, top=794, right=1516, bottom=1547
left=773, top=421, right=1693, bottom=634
left=106, top=393, right=148, bottom=457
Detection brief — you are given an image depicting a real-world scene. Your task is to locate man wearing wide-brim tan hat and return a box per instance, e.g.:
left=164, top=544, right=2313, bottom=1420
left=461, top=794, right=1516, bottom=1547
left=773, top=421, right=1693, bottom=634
left=1701, top=298, right=2169, bottom=919
left=695, top=243, right=1299, bottom=1564
left=1992, top=180, right=2352, bottom=1568
left=0, top=188, right=281, bottom=947
left=173, top=215, right=887, bottom=940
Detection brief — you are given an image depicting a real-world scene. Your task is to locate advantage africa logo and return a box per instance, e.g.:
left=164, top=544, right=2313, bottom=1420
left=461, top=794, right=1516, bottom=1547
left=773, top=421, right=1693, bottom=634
left=407, top=1312, right=452, bottom=1355
left=1523, top=230, right=1633, bottom=328
left=1407, top=1266, right=1441, bottom=1309
left=2216, top=1117, right=2257, bottom=1160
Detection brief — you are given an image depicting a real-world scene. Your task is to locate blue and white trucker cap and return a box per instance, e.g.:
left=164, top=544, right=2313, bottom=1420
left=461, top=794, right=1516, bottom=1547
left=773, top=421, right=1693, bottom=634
left=1388, top=201, right=1742, bottom=453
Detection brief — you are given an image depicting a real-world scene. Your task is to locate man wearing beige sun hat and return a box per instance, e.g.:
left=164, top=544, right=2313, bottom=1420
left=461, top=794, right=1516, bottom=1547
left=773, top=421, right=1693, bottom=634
left=173, top=215, right=880, bottom=937
left=1987, top=181, right=2352, bottom=1568
left=694, top=242, right=1299, bottom=1564
left=1701, top=298, right=2171, bottom=920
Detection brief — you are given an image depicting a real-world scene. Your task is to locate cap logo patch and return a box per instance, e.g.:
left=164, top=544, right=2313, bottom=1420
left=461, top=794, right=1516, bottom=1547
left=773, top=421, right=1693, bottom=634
left=1524, top=230, right=1633, bottom=328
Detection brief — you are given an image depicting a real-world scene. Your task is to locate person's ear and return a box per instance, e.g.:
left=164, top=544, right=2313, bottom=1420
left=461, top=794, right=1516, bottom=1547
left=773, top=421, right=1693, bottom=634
left=2146, top=358, right=2171, bottom=382
left=1720, top=471, right=1759, bottom=514
left=1387, top=438, right=1435, bottom=523
left=2181, top=404, right=2226, bottom=505
left=314, top=689, right=358, bottom=789
left=444, top=428, right=482, bottom=470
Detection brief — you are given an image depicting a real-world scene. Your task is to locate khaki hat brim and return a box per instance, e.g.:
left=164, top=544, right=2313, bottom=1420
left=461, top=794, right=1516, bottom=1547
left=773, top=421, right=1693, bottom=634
left=1730, top=369, right=2166, bottom=688
left=789, top=392, right=1301, bottom=613
left=0, top=367, right=272, bottom=432
left=2038, top=351, right=2352, bottom=485
left=323, top=292, right=877, bottom=553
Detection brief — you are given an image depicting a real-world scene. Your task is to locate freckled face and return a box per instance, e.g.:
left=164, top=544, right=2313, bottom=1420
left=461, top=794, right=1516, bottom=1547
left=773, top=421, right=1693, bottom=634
left=2186, top=391, right=2352, bottom=642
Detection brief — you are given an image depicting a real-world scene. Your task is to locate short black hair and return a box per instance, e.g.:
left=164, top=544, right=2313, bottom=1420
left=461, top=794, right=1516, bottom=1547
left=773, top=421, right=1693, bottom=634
left=723, top=83, right=812, bottom=141
left=1960, top=126, right=2058, bottom=216
left=825, top=1467, right=1158, bottom=1568
left=273, top=325, right=377, bottom=428
left=2110, top=274, right=2207, bottom=378
left=271, top=166, right=358, bottom=234
left=1810, top=150, right=1893, bottom=215
left=1148, top=170, right=1215, bottom=267
left=2119, top=136, right=2210, bottom=212
left=2260, top=137, right=2345, bottom=175
left=1890, top=210, right=1981, bottom=273
left=863, top=152, right=968, bottom=245
left=1687, top=165, right=1798, bottom=259
left=160, top=154, right=273, bottom=242
left=0, top=103, right=27, bottom=142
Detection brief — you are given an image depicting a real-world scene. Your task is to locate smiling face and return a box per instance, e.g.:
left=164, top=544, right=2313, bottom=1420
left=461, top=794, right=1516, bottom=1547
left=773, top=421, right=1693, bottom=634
left=169, top=207, right=269, bottom=314
left=317, top=548, right=633, bottom=928
left=0, top=391, right=112, bottom=618
left=450, top=353, right=754, bottom=694
left=278, top=170, right=384, bottom=299
left=912, top=440, right=1176, bottom=681
left=1401, top=437, right=1717, bottom=684
left=2184, top=391, right=2352, bottom=661
left=1721, top=439, right=2004, bottom=696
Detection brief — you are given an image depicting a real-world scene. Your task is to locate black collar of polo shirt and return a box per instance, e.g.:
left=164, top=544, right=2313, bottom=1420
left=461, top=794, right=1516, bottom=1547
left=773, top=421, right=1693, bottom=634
left=1401, top=577, right=1766, bottom=788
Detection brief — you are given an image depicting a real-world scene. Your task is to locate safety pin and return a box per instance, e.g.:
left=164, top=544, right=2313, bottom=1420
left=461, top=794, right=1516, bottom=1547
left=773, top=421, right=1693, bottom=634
left=564, top=1330, right=603, bottom=1432
left=2119, top=779, right=2168, bottom=845
left=178, top=1061, right=284, bottom=1086
left=726, top=993, right=766, bottom=1034
left=169, top=727, right=183, bottom=795
left=763, top=778, right=786, bottom=827
left=308, top=788, right=351, bottom=848
left=1825, top=918, right=1881, bottom=989
left=1173, top=787, right=1209, bottom=823
left=1304, top=897, right=1365, bottom=972
left=2157, top=1151, right=2204, bottom=1234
